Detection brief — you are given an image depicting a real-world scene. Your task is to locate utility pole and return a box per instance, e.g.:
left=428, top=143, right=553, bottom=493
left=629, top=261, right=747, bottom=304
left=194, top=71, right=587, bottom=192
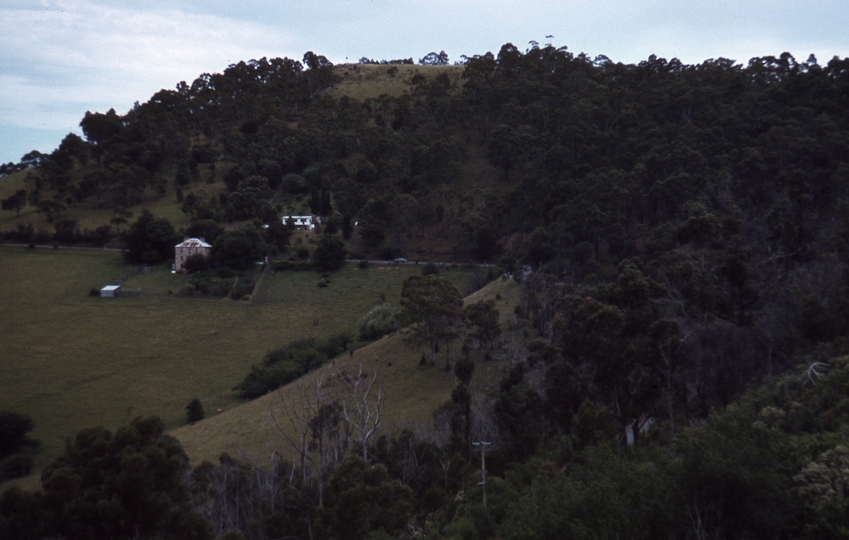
left=472, top=441, right=491, bottom=507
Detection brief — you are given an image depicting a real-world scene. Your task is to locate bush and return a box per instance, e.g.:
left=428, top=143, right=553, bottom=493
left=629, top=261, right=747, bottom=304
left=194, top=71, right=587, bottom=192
left=230, top=280, right=253, bottom=300
left=183, top=253, right=209, bottom=273
left=377, top=246, right=401, bottom=260
left=319, top=333, right=353, bottom=358
left=422, top=262, right=439, bottom=276
left=213, top=227, right=266, bottom=270
left=358, top=303, right=399, bottom=341
left=0, top=454, right=33, bottom=480
left=186, top=398, right=204, bottom=423
left=236, top=335, right=351, bottom=398
left=273, top=259, right=310, bottom=271
left=216, top=266, right=236, bottom=279
left=313, top=233, right=347, bottom=271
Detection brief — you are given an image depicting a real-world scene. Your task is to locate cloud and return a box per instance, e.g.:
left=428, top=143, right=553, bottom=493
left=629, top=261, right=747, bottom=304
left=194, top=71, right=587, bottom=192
left=0, top=0, right=299, bottom=130
left=0, top=0, right=847, bottom=164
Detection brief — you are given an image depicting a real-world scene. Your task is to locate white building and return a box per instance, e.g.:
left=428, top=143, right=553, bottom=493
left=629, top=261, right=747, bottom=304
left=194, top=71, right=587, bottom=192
left=281, top=215, right=321, bottom=230
left=174, top=237, right=212, bottom=272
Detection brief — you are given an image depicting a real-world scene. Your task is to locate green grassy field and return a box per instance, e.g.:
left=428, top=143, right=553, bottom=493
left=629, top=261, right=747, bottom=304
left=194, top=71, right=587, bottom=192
left=0, top=245, right=473, bottom=479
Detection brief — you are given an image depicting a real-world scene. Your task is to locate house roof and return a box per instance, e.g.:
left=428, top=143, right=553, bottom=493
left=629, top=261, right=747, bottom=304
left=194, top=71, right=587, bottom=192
left=175, top=238, right=212, bottom=248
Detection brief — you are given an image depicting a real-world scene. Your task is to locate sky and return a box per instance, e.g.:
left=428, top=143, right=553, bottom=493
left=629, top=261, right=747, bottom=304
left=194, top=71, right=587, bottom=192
left=1, top=0, right=848, bottom=166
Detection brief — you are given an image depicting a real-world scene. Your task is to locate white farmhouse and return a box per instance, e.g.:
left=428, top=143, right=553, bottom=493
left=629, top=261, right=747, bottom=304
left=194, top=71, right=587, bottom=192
left=174, top=237, right=212, bottom=272
left=281, top=215, right=321, bottom=230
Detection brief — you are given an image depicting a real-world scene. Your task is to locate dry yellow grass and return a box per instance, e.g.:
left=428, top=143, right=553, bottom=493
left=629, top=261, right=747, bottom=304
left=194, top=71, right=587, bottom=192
left=331, top=64, right=465, bottom=101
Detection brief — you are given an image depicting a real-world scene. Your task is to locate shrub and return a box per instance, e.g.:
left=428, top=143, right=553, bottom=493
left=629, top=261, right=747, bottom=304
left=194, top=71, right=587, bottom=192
left=422, top=262, right=439, bottom=276
left=313, top=233, right=347, bottom=271
left=230, top=280, right=253, bottom=300
left=186, top=398, right=204, bottom=423
left=183, top=253, right=209, bottom=273
left=319, top=333, right=353, bottom=358
left=213, top=227, right=265, bottom=270
left=358, top=303, right=399, bottom=341
left=216, top=266, right=236, bottom=279
left=237, top=335, right=351, bottom=398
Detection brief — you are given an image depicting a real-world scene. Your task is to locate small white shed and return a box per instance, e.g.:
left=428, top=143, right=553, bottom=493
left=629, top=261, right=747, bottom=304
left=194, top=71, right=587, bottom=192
left=100, top=285, right=120, bottom=298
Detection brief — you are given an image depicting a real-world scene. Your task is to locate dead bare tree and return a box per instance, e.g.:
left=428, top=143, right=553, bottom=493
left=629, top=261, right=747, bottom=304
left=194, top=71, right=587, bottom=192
left=339, top=363, right=384, bottom=460
left=268, top=372, right=352, bottom=514
left=270, top=374, right=323, bottom=490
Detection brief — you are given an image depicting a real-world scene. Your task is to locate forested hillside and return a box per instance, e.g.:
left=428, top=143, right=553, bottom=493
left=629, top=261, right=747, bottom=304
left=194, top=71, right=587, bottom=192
left=3, top=44, right=849, bottom=539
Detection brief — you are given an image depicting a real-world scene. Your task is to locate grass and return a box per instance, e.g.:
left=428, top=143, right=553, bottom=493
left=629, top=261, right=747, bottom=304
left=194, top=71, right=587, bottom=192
left=0, top=245, right=473, bottom=483
left=171, top=274, right=520, bottom=466
left=0, top=169, right=229, bottom=240
left=331, top=64, right=465, bottom=101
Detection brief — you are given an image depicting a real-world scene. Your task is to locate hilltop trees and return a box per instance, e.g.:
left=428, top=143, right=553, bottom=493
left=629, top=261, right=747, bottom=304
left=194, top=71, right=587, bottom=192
left=419, top=51, right=449, bottom=65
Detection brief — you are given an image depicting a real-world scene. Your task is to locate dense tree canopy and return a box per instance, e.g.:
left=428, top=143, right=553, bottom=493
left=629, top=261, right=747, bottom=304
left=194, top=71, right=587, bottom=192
left=312, top=232, right=346, bottom=271
left=1, top=417, right=210, bottom=540
left=124, top=209, right=178, bottom=264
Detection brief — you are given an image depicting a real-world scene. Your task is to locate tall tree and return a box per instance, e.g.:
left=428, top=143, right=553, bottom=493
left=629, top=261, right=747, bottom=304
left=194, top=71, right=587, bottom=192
left=313, top=232, right=346, bottom=271
left=124, top=209, right=179, bottom=264
left=400, top=275, right=464, bottom=365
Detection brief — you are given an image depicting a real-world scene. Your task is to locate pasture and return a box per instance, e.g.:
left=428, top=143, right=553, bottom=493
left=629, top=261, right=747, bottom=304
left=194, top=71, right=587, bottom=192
left=171, top=274, right=520, bottom=466
left=0, top=245, right=473, bottom=477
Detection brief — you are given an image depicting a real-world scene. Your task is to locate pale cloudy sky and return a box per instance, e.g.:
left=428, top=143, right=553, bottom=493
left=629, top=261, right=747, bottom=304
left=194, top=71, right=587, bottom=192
left=1, top=0, right=847, bottom=165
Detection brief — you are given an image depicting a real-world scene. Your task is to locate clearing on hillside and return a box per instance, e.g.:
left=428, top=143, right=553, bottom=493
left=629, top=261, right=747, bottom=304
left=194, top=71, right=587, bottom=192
left=0, top=245, right=474, bottom=481
left=171, top=275, right=520, bottom=465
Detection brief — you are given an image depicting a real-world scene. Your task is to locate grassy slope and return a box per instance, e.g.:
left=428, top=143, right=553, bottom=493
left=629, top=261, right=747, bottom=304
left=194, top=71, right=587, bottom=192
left=331, top=64, right=465, bottom=101
left=0, top=245, right=472, bottom=479
left=171, top=274, right=520, bottom=465
left=0, top=166, right=228, bottom=239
